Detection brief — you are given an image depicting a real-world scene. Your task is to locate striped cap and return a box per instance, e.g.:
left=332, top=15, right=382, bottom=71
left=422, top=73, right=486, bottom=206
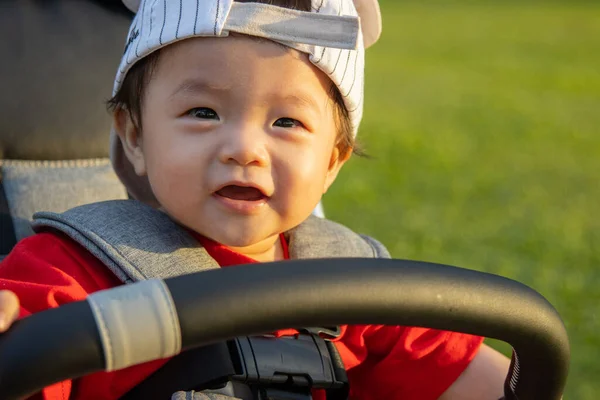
left=112, top=0, right=381, bottom=206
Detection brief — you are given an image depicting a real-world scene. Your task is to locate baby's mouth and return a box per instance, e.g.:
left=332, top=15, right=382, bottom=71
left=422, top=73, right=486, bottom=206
left=215, top=185, right=267, bottom=201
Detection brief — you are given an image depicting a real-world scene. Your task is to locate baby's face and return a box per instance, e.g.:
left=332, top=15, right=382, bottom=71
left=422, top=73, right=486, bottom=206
left=123, top=35, right=346, bottom=251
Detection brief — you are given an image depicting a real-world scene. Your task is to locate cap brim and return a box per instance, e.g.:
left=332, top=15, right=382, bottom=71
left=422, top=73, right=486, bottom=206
left=354, top=0, right=382, bottom=48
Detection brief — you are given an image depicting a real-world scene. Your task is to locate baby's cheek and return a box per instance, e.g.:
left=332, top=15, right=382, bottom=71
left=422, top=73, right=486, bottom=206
left=284, top=173, right=327, bottom=221
left=147, top=167, right=198, bottom=216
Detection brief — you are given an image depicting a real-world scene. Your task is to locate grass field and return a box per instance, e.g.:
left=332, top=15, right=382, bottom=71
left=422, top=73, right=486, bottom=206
left=324, top=1, right=600, bottom=398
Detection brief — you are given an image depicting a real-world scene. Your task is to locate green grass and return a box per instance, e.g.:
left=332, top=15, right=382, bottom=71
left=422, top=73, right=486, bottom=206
left=324, top=1, right=600, bottom=398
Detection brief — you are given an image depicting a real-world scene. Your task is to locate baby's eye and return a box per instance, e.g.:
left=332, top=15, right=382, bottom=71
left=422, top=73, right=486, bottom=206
left=187, top=107, right=219, bottom=120
left=273, top=118, right=303, bottom=129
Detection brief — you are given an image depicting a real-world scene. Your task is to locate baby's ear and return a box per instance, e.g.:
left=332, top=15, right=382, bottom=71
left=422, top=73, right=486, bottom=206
left=113, top=108, right=147, bottom=176
left=323, top=146, right=352, bottom=194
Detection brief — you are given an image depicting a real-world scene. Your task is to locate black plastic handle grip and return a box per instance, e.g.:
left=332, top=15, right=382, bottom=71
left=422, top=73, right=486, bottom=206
left=0, top=258, right=569, bottom=399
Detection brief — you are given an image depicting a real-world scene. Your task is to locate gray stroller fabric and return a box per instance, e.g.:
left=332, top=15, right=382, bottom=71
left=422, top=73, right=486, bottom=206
left=1, top=159, right=127, bottom=242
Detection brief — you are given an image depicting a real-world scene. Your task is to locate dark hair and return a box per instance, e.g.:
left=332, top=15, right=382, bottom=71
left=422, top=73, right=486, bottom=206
left=107, top=0, right=360, bottom=158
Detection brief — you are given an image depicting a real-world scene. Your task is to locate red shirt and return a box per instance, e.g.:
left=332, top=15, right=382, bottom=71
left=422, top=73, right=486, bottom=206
left=0, top=231, right=483, bottom=400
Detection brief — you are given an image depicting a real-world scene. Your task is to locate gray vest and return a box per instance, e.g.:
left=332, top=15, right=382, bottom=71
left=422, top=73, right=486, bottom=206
left=31, top=199, right=390, bottom=399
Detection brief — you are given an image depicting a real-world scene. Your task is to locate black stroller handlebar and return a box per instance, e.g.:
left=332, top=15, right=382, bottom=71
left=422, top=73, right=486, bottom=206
left=0, top=258, right=569, bottom=400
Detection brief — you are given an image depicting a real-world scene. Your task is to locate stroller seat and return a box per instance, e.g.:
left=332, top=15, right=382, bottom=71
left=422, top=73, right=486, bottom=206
left=0, top=0, right=133, bottom=256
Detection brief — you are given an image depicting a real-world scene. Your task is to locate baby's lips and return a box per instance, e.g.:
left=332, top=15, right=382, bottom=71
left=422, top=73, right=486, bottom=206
left=215, top=185, right=267, bottom=201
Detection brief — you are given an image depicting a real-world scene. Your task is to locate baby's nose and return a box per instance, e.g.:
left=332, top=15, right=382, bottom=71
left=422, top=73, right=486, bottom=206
left=218, top=126, right=269, bottom=167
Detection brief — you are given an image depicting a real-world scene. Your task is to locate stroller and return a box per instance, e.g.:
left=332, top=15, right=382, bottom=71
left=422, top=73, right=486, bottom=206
left=0, top=1, right=569, bottom=399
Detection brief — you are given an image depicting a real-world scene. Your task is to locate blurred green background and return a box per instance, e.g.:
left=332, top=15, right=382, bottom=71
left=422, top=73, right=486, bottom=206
left=325, top=1, right=599, bottom=398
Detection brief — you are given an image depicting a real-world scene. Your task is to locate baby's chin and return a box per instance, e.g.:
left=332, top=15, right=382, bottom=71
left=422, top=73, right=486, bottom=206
left=158, top=201, right=311, bottom=250
left=206, top=227, right=279, bottom=249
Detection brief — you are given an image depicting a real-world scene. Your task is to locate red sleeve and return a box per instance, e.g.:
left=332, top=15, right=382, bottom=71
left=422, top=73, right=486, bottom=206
left=334, top=324, right=484, bottom=400
left=0, top=232, right=168, bottom=400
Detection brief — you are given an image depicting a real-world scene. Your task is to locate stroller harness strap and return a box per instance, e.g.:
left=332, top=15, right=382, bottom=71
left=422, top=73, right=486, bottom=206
left=32, top=199, right=390, bottom=283
left=30, top=199, right=390, bottom=399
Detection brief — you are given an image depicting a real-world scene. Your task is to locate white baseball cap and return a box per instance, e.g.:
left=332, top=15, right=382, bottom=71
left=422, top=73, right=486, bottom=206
left=112, top=0, right=382, bottom=206
left=121, top=0, right=382, bottom=47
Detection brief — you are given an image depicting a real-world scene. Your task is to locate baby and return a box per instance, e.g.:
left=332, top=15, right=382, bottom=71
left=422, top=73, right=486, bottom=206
left=0, top=0, right=510, bottom=399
